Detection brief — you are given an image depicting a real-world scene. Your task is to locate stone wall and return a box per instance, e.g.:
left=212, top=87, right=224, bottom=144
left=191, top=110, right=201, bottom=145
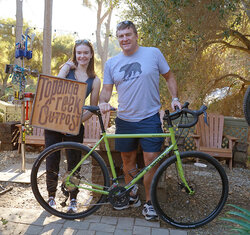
left=0, top=122, right=19, bottom=151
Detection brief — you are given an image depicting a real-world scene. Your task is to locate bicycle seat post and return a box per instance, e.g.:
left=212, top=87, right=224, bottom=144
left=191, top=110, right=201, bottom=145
left=96, top=111, right=106, bottom=134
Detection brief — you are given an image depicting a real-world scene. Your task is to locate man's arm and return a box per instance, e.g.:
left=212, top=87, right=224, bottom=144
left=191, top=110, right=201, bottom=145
left=162, top=70, right=181, bottom=110
left=99, top=84, right=114, bottom=113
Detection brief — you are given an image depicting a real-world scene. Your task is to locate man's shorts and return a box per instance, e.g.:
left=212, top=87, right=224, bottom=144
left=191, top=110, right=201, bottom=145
left=115, top=113, right=164, bottom=152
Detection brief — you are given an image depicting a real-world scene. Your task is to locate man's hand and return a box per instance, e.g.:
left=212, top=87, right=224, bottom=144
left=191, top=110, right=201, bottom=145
left=171, top=100, right=182, bottom=111
left=99, top=102, right=112, bottom=114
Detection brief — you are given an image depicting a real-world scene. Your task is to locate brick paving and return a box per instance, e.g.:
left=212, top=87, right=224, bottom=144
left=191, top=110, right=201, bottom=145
left=0, top=207, right=188, bottom=235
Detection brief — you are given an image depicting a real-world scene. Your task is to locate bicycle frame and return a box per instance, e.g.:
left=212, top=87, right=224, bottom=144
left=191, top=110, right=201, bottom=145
left=65, top=125, right=194, bottom=196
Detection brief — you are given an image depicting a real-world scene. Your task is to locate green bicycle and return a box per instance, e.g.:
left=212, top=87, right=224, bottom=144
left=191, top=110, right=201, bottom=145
left=31, top=103, right=229, bottom=229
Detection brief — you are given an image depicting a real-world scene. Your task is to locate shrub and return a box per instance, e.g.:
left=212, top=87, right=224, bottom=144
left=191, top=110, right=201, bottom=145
left=220, top=204, right=250, bottom=235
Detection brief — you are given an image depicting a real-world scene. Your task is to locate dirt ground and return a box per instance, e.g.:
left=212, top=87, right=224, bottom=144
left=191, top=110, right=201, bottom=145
left=0, top=149, right=249, bottom=235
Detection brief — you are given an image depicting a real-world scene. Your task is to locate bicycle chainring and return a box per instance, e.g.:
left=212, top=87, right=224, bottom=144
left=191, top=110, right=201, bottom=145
left=108, top=186, right=129, bottom=207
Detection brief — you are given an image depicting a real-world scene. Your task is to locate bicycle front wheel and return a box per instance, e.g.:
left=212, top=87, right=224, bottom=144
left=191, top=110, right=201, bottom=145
left=31, top=142, right=110, bottom=219
left=151, top=151, right=228, bottom=229
left=243, top=86, right=250, bottom=126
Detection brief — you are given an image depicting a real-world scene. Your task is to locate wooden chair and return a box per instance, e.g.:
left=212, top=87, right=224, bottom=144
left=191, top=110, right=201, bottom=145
left=192, top=113, right=237, bottom=170
left=83, top=111, right=111, bottom=147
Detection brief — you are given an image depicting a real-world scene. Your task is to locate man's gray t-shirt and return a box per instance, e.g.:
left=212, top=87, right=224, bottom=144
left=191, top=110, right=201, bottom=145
left=104, top=46, right=170, bottom=122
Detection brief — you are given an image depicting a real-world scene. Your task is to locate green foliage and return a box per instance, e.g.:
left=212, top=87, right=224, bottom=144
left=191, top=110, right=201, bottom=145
left=221, top=204, right=250, bottom=235
left=124, top=0, right=249, bottom=117
left=51, top=35, right=75, bottom=75
left=107, top=37, right=121, bottom=58
left=0, top=108, right=4, bottom=123
left=0, top=218, right=8, bottom=225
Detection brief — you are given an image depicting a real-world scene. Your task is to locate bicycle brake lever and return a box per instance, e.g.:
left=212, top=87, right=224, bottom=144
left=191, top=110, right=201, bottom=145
left=182, top=102, right=189, bottom=109
left=203, top=110, right=209, bottom=126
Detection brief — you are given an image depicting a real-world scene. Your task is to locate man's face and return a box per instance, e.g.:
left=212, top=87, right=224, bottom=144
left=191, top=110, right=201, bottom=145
left=117, top=27, right=138, bottom=56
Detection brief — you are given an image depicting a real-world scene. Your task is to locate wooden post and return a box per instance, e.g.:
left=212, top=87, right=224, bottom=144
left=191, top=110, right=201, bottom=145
left=21, top=100, right=26, bottom=172
left=15, top=0, right=23, bottom=67
left=42, top=0, right=53, bottom=75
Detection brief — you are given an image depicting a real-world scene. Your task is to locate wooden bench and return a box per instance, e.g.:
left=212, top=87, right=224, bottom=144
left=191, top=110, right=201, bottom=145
left=83, top=111, right=111, bottom=147
left=17, top=112, right=111, bottom=151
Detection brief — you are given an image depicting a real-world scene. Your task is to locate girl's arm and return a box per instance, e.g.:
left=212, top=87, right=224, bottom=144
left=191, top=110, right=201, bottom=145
left=81, top=77, right=101, bottom=122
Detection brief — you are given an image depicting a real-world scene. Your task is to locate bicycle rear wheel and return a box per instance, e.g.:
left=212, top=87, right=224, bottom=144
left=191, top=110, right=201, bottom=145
left=151, top=151, right=228, bottom=229
left=31, top=142, right=110, bottom=219
left=243, top=86, right=250, bottom=126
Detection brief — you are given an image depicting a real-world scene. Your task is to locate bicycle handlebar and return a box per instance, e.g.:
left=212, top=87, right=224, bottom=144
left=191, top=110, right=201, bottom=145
left=83, top=103, right=207, bottom=129
left=83, top=105, right=116, bottom=112
left=165, top=102, right=207, bottom=128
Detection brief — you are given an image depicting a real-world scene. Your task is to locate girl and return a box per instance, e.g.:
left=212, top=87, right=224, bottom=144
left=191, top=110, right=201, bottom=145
left=45, top=40, right=100, bottom=213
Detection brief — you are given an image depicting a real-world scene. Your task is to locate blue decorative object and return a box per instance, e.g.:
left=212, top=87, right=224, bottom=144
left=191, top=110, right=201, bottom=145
left=15, top=30, right=33, bottom=60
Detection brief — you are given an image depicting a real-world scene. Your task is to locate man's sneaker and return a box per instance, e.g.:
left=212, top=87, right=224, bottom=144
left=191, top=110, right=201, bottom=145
left=67, top=199, right=77, bottom=213
left=48, top=197, right=56, bottom=209
left=142, top=201, right=158, bottom=220
left=113, top=185, right=141, bottom=210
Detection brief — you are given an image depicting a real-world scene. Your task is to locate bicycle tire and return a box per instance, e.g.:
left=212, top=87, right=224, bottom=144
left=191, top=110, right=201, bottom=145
left=151, top=151, right=228, bottom=229
left=243, top=86, right=250, bottom=126
left=31, top=142, right=110, bottom=219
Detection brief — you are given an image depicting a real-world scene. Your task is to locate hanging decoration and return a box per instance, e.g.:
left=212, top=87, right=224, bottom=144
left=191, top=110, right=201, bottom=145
left=10, top=64, right=27, bottom=100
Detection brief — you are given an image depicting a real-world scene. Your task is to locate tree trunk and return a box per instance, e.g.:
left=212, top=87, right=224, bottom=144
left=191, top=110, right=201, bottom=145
left=0, top=74, right=9, bottom=99
left=96, top=0, right=103, bottom=72
left=42, top=0, right=53, bottom=75
left=95, top=0, right=114, bottom=75
left=101, top=8, right=112, bottom=72
left=15, top=0, right=23, bottom=66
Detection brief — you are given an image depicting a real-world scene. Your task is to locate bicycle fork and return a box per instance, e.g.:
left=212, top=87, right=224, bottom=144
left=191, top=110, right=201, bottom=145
left=169, top=127, right=194, bottom=195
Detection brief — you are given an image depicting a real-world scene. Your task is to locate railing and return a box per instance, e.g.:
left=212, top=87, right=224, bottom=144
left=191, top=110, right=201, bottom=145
left=0, top=100, right=21, bottom=122
left=224, top=117, right=248, bottom=143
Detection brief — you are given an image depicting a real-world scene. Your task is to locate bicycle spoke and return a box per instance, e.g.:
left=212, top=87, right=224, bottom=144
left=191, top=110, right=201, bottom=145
left=31, top=142, right=110, bottom=219
left=151, top=151, right=228, bottom=228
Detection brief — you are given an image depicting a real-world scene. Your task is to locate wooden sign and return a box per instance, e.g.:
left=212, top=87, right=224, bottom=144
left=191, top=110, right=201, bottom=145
left=30, top=74, right=87, bottom=135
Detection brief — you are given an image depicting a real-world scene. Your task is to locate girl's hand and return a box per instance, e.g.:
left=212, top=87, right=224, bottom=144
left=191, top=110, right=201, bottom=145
left=64, top=59, right=76, bottom=70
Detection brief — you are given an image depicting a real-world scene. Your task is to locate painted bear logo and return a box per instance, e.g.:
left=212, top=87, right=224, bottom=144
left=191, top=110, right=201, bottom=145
left=119, top=62, right=142, bottom=81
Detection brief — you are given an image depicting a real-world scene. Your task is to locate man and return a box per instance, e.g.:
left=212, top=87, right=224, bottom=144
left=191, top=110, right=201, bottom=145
left=99, top=21, right=181, bottom=220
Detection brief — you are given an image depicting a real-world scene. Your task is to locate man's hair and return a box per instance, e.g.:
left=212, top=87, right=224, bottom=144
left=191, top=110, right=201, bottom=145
left=116, top=21, right=137, bottom=36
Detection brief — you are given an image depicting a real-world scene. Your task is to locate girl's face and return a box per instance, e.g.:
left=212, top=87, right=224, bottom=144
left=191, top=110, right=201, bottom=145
left=75, top=44, right=92, bottom=66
